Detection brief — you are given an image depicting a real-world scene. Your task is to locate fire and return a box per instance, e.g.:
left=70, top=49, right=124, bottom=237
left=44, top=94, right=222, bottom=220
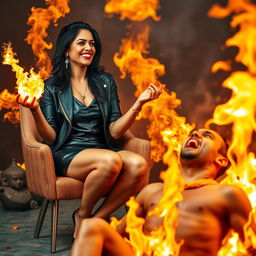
left=2, top=43, right=44, bottom=103
left=208, top=0, right=256, bottom=74
left=105, top=5, right=192, bottom=163
left=107, top=0, right=256, bottom=254
left=17, top=162, right=26, bottom=170
left=211, top=60, right=231, bottom=73
left=0, top=89, right=19, bottom=124
left=124, top=130, right=187, bottom=256
left=0, top=0, right=70, bottom=123
left=207, top=0, right=256, bottom=254
left=106, top=0, right=192, bottom=255
left=25, top=0, right=70, bottom=79
left=105, top=0, right=160, bottom=22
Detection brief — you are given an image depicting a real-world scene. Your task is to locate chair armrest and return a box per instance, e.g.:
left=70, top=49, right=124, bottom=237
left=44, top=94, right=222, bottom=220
left=111, top=130, right=151, bottom=164
left=20, top=106, right=57, bottom=199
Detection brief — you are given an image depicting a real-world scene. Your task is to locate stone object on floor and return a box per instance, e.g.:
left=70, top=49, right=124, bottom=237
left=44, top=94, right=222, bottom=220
left=0, top=158, right=42, bottom=211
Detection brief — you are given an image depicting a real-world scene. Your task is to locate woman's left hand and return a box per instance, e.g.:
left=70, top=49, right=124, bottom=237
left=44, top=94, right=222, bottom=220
left=137, top=83, right=162, bottom=104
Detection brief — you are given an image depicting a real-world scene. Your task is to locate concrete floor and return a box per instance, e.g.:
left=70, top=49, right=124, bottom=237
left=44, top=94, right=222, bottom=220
left=0, top=199, right=126, bottom=256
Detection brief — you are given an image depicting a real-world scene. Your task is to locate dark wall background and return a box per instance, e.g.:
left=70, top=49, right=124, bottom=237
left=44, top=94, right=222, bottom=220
left=0, top=0, right=243, bottom=181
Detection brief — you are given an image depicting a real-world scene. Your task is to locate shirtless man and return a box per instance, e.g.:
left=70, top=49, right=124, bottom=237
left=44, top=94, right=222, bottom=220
left=70, top=128, right=254, bottom=256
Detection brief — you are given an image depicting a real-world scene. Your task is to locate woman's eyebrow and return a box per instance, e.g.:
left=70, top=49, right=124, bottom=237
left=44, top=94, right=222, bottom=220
left=76, top=38, right=95, bottom=42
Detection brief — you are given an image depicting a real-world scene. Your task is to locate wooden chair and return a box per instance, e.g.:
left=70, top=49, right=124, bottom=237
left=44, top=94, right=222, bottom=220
left=19, top=105, right=150, bottom=253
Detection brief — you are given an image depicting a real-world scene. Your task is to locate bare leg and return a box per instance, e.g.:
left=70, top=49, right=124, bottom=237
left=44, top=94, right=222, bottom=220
left=65, top=149, right=123, bottom=237
left=93, top=150, right=149, bottom=219
left=70, top=218, right=134, bottom=256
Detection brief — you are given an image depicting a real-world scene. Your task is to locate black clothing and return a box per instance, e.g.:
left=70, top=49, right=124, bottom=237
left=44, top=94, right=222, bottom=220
left=54, top=97, right=110, bottom=176
left=40, top=72, right=122, bottom=176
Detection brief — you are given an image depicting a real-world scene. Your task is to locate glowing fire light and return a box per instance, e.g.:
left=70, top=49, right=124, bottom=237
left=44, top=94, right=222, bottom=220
left=211, top=60, right=231, bottom=73
left=25, top=0, right=70, bottom=79
left=106, top=0, right=192, bottom=255
left=2, top=43, right=44, bottom=103
left=124, top=130, right=187, bottom=256
left=0, top=0, right=70, bottom=123
left=207, top=0, right=256, bottom=254
left=17, top=162, right=26, bottom=170
left=105, top=0, right=160, bottom=22
left=105, top=1, right=192, bottom=163
left=0, top=89, right=19, bottom=124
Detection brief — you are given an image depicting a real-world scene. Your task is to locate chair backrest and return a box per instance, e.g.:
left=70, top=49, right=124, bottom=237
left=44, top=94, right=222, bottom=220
left=19, top=105, right=151, bottom=197
left=19, top=106, right=57, bottom=199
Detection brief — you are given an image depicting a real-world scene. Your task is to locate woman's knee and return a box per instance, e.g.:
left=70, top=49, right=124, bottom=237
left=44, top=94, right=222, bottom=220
left=127, top=155, right=149, bottom=181
left=97, top=152, right=123, bottom=178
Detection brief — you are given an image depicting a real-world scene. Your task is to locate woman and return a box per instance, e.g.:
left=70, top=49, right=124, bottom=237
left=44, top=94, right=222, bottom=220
left=17, top=21, right=161, bottom=237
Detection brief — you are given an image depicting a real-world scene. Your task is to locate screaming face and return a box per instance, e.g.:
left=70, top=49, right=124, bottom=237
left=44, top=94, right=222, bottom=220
left=180, top=129, right=220, bottom=160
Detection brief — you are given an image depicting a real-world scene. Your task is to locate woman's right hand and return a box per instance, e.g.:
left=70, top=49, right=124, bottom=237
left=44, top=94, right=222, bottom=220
left=16, top=94, right=39, bottom=113
left=16, top=93, right=56, bottom=144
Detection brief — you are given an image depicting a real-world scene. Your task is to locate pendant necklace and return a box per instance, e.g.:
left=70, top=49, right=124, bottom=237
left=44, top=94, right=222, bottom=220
left=74, top=84, right=88, bottom=102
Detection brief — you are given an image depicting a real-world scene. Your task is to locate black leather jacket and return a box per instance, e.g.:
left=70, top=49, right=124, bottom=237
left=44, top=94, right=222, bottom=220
left=39, top=72, right=122, bottom=153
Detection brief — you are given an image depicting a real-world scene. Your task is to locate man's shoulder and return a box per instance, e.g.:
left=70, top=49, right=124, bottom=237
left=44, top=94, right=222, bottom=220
left=216, top=183, right=245, bottom=194
left=215, top=184, right=250, bottom=205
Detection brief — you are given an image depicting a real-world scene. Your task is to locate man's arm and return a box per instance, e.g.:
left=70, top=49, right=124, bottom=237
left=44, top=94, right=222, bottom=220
left=224, top=185, right=253, bottom=242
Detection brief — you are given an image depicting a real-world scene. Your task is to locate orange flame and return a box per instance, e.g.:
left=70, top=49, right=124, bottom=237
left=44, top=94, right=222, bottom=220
left=211, top=60, right=232, bottom=73
left=106, top=1, right=192, bottom=255
left=124, top=130, right=187, bottom=256
left=207, top=0, right=256, bottom=254
left=2, top=43, right=44, bottom=103
left=110, top=22, right=192, bottom=163
left=0, top=89, right=19, bottom=124
left=17, top=162, right=26, bottom=170
left=208, top=0, right=256, bottom=75
left=105, top=0, right=160, bottom=22
left=0, top=0, right=70, bottom=123
left=25, top=0, right=70, bottom=79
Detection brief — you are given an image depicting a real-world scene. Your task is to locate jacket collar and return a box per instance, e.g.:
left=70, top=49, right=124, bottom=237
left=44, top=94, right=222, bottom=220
left=56, top=79, right=108, bottom=128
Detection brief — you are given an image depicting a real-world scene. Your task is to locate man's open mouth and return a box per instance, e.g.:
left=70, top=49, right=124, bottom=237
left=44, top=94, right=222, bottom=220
left=186, top=139, right=200, bottom=148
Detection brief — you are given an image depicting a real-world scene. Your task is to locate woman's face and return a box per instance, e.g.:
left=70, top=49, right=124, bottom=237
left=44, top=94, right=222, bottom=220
left=67, top=29, right=96, bottom=69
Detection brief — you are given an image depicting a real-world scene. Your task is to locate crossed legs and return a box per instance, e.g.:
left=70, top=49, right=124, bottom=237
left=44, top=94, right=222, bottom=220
left=70, top=218, right=134, bottom=256
left=65, top=149, right=148, bottom=237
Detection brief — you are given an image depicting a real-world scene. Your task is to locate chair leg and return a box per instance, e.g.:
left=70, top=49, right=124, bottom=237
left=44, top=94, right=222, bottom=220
left=34, top=198, right=49, bottom=238
left=51, top=200, right=59, bottom=253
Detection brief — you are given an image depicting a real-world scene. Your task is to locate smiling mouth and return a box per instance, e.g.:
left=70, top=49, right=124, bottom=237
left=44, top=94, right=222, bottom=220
left=81, top=53, right=92, bottom=59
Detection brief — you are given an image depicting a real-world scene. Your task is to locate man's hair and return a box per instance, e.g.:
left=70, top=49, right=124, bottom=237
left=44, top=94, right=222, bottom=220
left=215, top=137, right=231, bottom=178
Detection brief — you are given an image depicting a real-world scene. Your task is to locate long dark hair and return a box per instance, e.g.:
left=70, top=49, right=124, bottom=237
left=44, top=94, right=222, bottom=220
left=51, top=21, right=105, bottom=101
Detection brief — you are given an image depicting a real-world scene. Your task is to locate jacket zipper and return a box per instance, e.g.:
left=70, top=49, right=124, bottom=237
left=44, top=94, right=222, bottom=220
left=57, top=94, right=72, bottom=144
left=58, top=95, right=72, bottom=126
